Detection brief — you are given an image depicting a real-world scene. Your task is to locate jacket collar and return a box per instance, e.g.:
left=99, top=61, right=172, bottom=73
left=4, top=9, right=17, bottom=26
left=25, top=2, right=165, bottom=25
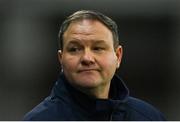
left=51, top=73, right=129, bottom=119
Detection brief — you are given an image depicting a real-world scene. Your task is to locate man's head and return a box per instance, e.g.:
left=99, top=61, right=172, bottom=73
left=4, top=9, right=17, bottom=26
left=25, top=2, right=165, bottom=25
left=58, top=10, right=123, bottom=98
left=58, top=10, right=120, bottom=50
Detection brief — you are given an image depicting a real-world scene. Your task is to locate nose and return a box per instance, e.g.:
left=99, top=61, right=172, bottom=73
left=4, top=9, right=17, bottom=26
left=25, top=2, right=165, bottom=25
left=80, top=49, right=95, bottom=66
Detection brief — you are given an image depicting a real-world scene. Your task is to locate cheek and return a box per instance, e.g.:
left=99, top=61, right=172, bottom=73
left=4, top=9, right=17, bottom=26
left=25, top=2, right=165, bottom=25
left=99, top=54, right=117, bottom=71
left=62, top=56, right=79, bottom=71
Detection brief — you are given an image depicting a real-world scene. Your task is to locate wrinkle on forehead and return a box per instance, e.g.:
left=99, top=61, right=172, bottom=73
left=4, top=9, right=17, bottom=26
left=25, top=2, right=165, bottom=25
left=63, top=19, right=112, bottom=40
left=62, top=19, right=114, bottom=50
left=71, top=20, right=94, bottom=33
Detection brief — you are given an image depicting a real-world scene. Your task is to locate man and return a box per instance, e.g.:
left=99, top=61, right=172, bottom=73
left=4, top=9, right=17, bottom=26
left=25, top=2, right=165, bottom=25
left=23, top=10, right=165, bottom=120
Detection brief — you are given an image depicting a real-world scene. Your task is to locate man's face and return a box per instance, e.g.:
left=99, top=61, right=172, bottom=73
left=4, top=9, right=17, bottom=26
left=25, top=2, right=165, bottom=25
left=58, top=19, right=122, bottom=90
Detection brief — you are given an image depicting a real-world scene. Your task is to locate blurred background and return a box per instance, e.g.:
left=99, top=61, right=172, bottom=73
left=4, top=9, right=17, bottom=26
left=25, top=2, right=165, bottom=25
left=0, top=0, right=180, bottom=120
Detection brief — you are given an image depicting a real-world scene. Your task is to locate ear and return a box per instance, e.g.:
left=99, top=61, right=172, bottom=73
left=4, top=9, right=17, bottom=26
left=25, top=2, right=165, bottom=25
left=58, top=50, right=62, bottom=64
left=115, top=45, right=123, bottom=68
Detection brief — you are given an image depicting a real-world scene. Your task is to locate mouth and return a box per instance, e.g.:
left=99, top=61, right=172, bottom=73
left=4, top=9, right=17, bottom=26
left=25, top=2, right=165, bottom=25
left=78, top=69, right=99, bottom=73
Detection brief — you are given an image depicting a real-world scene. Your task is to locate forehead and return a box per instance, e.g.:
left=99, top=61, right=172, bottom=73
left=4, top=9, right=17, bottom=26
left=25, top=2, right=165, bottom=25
left=68, top=18, right=108, bottom=29
left=63, top=19, right=113, bottom=41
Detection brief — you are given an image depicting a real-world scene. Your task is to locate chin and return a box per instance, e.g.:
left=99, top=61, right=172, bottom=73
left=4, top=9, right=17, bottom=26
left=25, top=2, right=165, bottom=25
left=74, top=78, right=101, bottom=88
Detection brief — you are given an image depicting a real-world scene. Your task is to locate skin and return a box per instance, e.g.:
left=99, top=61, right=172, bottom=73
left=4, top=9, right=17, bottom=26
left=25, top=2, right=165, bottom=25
left=58, top=19, right=123, bottom=99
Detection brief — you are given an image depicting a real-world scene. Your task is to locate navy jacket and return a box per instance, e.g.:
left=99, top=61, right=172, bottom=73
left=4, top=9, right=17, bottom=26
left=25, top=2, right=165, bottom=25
left=23, top=73, right=165, bottom=120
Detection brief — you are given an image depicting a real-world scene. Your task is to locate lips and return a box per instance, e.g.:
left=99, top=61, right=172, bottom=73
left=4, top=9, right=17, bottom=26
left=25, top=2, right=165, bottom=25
left=78, top=68, right=99, bottom=73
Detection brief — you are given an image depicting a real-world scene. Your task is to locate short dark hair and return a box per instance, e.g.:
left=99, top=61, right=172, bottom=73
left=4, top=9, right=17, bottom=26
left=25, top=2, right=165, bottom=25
left=58, top=10, right=120, bottom=50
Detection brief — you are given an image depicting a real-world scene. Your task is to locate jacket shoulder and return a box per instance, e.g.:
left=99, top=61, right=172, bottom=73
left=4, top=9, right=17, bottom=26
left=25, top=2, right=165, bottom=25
left=23, top=96, right=63, bottom=120
left=125, top=97, right=166, bottom=120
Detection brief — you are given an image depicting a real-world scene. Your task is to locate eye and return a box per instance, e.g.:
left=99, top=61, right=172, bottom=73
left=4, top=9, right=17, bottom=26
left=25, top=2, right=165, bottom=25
left=68, top=47, right=82, bottom=52
left=93, top=47, right=105, bottom=51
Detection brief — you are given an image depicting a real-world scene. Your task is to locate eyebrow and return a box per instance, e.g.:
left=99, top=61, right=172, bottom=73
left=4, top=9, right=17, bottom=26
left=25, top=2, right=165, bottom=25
left=67, top=40, right=80, bottom=45
left=67, top=39, right=107, bottom=45
left=93, top=40, right=107, bottom=44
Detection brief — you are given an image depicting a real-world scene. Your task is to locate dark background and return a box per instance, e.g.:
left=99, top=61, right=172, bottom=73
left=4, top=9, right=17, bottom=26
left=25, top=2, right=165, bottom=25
left=0, top=0, right=180, bottom=120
